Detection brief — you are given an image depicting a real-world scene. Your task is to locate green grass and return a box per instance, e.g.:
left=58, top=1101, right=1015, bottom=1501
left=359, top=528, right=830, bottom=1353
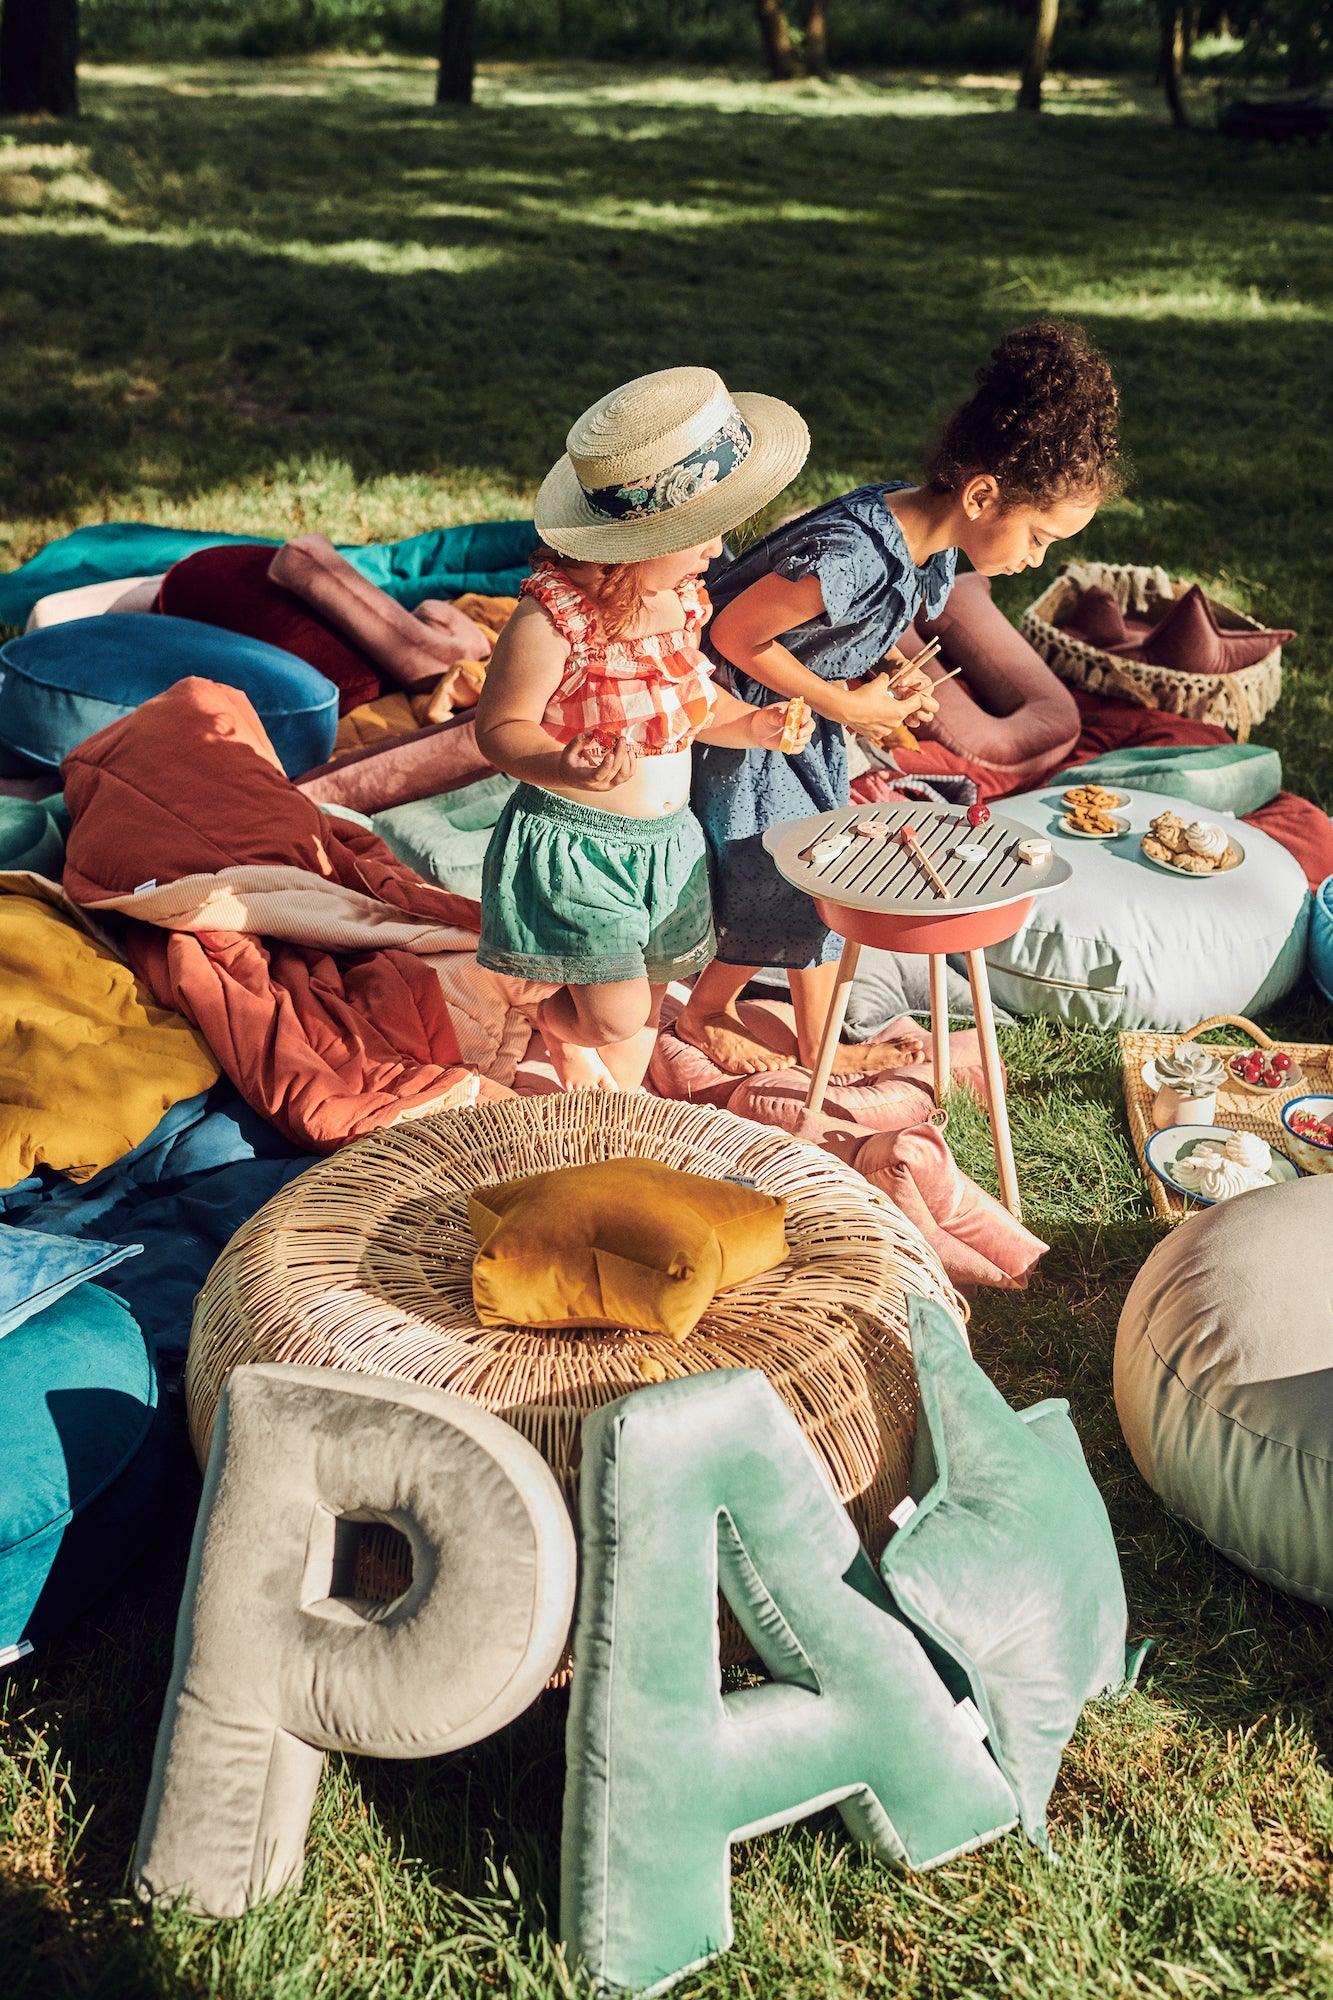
left=2, top=57, right=1332, bottom=2000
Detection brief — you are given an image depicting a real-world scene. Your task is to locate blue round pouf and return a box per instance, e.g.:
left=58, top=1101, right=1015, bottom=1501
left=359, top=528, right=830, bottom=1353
left=0, top=1283, right=171, bottom=1660
left=0, top=614, right=339, bottom=777
left=1313, top=875, right=1333, bottom=1006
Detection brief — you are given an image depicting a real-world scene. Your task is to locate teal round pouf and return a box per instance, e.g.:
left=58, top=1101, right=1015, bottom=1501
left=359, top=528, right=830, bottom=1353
left=0, top=1282, right=171, bottom=1658
left=1312, top=874, right=1333, bottom=1006
left=0, top=614, right=339, bottom=777
left=1115, top=1177, right=1333, bottom=1606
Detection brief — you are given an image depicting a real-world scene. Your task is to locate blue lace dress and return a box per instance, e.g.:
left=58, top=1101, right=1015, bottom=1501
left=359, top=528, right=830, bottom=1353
left=692, top=482, right=957, bottom=968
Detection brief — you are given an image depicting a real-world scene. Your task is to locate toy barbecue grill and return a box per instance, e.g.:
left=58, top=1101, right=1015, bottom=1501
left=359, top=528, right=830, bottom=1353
left=765, top=800, right=1074, bottom=1220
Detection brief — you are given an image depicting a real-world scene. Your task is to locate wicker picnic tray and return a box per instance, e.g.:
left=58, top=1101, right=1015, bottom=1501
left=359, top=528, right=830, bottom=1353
left=1120, top=1013, right=1333, bottom=1220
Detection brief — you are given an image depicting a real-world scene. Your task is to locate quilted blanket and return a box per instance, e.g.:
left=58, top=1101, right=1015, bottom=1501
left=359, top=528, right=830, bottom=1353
left=59, top=678, right=529, bottom=1149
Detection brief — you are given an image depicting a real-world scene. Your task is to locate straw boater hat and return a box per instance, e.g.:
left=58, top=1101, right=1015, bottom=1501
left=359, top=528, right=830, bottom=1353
left=533, top=365, right=810, bottom=562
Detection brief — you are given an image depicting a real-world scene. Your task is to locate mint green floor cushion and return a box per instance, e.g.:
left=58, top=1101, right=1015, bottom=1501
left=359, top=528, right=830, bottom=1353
left=1053, top=744, right=1282, bottom=818
left=562, top=1368, right=1018, bottom=1996
left=0, top=615, right=338, bottom=776
left=0, top=798, right=64, bottom=879
left=135, top=1363, right=576, bottom=1918
left=1313, top=875, right=1333, bottom=1005
left=986, top=785, right=1310, bottom=1030
left=1116, top=1176, right=1333, bottom=1606
left=880, top=1300, right=1136, bottom=1848
left=0, top=1241, right=169, bottom=1662
left=373, top=772, right=516, bottom=900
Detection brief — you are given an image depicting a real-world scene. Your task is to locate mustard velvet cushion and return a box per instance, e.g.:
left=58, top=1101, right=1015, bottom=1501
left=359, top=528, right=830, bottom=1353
left=469, top=1158, right=787, bottom=1339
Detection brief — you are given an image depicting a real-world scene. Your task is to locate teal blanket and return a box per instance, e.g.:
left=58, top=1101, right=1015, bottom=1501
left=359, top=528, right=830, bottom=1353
left=0, top=518, right=535, bottom=627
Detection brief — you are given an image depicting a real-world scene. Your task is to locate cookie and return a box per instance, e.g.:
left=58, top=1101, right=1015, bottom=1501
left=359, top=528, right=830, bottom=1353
left=1172, top=851, right=1215, bottom=875
left=1141, top=836, right=1174, bottom=864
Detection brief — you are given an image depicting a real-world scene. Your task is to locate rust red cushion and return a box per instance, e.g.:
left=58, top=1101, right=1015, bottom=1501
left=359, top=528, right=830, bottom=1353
left=158, top=545, right=383, bottom=714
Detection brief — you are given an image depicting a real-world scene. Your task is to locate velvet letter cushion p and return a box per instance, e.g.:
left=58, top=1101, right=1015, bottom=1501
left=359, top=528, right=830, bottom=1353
left=880, top=1298, right=1134, bottom=1845
left=469, top=1157, right=787, bottom=1340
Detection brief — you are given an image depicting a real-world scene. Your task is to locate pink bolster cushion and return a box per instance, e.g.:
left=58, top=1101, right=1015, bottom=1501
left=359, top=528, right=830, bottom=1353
left=297, top=712, right=491, bottom=811
left=855, top=1124, right=1048, bottom=1291
left=904, top=572, right=1081, bottom=785
left=269, top=535, right=494, bottom=692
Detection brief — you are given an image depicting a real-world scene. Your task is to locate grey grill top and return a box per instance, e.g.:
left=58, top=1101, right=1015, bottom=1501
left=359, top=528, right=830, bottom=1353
left=764, top=799, right=1073, bottom=919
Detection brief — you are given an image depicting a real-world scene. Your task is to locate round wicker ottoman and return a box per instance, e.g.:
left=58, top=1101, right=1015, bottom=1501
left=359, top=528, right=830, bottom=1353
left=188, top=1096, right=961, bottom=1658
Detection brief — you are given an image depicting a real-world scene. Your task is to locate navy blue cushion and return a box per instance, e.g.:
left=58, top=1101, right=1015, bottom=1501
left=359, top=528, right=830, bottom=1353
left=0, top=615, right=338, bottom=777
left=0, top=1282, right=170, bottom=1658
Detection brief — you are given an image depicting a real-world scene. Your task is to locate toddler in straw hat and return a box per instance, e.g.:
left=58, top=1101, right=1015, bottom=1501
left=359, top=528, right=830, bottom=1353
left=475, top=366, right=814, bottom=1090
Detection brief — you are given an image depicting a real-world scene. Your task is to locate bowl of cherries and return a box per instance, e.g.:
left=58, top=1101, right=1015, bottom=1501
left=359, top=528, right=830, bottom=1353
left=1227, top=1044, right=1303, bottom=1095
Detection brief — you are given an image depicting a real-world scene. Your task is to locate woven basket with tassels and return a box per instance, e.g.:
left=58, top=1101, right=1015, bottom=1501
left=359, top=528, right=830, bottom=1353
left=1021, top=561, right=1284, bottom=742
left=188, top=1094, right=964, bottom=1679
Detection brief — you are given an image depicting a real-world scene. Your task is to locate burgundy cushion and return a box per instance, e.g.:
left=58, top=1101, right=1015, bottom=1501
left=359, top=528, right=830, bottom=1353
left=1112, top=584, right=1293, bottom=674
left=158, top=546, right=383, bottom=714
left=1060, top=584, right=1129, bottom=649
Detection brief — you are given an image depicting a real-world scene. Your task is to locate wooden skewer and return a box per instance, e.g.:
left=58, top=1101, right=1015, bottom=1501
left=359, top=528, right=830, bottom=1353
left=886, top=638, right=943, bottom=686
left=898, top=822, right=952, bottom=899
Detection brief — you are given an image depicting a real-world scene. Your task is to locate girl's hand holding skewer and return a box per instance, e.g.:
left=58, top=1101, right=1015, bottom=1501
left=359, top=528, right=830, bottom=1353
left=557, top=729, right=639, bottom=791
left=836, top=669, right=938, bottom=740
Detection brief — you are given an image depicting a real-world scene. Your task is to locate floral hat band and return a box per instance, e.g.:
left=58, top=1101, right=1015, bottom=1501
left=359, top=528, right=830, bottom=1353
left=580, top=410, right=754, bottom=525
left=533, top=365, right=809, bottom=562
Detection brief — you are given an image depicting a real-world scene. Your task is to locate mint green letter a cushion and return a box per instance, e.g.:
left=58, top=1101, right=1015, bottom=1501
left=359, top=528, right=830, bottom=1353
left=135, top=1363, right=577, bottom=1917
left=561, top=1368, right=1018, bottom=1996
left=881, top=1299, right=1133, bottom=1847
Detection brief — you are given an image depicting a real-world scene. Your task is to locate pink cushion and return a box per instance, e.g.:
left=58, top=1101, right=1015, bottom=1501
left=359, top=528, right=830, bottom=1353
left=716, top=1016, right=991, bottom=1137
left=855, top=1124, right=1047, bottom=1291
left=297, top=712, right=491, bottom=808
left=159, top=544, right=383, bottom=714
left=269, top=536, right=493, bottom=692
left=647, top=1001, right=948, bottom=1116
left=906, top=572, right=1081, bottom=784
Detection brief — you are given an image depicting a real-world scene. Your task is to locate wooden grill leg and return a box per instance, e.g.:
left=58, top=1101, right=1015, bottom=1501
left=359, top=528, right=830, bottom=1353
left=803, top=937, right=862, bottom=1116
left=965, top=947, right=1022, bottom=1220
left=928, top=953, right=950, bottom=1108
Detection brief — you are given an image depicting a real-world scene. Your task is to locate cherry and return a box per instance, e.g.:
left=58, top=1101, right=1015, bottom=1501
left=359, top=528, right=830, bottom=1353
left=966, top=802, right=990, bottom=828
left=1272, top=1050, right=1292, bottom=1073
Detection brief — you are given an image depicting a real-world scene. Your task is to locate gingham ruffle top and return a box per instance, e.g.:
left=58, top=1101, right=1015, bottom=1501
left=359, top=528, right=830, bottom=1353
left=523, top=562, right=718, bottom=756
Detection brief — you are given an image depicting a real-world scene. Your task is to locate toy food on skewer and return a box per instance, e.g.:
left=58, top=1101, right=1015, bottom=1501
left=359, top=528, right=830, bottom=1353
left=897, top=822, right=951, bottom=898
left=966, top=802, right=990, bottom=828
left=852, top=816, right=893, bottom=839
left=1015, top=836, right=1053, bottom=868
left=779, top=696, right=809, bottom=754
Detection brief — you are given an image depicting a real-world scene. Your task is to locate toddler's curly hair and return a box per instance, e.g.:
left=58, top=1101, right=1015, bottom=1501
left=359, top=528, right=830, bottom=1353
left=927, top=321, right=1124, bottom=506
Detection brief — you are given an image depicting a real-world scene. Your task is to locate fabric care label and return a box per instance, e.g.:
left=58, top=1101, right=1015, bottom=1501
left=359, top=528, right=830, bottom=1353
left=888, top=1496, right=918, bottom=1529
left=955, top=1697, right=989, bottom=1742
left=134, top=879, right=158, bottom=894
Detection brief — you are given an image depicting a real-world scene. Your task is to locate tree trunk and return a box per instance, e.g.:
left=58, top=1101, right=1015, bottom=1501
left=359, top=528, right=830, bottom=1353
left=754, top=0, right=798, bottom=80
left=436, top=0, right=476, bottom=108
left=804, top=0, right=830, bottom=75
left=0, top=0, right=79, bottom=117
left=1159, top=0, right=1190, bottom=128
left=1017, top=0, right=1060, bottom=112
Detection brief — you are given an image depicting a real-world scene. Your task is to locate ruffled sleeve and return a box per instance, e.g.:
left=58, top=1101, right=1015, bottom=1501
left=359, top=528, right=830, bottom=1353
left=922, top=547, right=958, bottom=621
left=520, top=563, right=595, bottom=648
left=773, top=515, right=882, bottom=628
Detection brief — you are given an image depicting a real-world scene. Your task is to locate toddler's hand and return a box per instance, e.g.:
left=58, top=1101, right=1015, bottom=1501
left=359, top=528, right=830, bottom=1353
left=750, top=702, right=815, bottom=755
left=558, top=730, right=639, bottom=790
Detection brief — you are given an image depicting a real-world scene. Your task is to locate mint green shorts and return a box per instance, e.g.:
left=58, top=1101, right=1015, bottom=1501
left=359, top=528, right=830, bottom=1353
left=478, top=784, right=716, bottom=986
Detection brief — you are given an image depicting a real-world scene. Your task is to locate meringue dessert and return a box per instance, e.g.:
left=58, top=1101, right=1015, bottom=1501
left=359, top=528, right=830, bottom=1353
left=1185, top=820, right=1230, bottom=861
left=1173, top=1137, right=1270, bottom=1201
left=1222, top=1130, right=1271, bottom=1174
left=1142, top=810, right=1237, bottom=874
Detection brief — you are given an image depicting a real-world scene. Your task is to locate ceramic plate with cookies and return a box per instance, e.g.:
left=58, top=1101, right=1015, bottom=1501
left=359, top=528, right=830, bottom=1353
left=1061, top=807, right=1128, bottom=840
left=1062, top=783, right=1130, bottom=812
left=1140, top=808, right=1245, bottom=877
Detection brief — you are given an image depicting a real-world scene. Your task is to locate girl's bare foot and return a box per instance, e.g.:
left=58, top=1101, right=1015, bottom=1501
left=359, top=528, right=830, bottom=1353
left=826, top=1037, right=920, bottom=1079
left=675, top=1004, right=798, bottom=1077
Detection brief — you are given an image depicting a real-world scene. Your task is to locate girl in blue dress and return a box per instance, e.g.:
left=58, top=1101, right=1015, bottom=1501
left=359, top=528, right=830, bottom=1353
left=678, top=321, right=1123, bottom=1075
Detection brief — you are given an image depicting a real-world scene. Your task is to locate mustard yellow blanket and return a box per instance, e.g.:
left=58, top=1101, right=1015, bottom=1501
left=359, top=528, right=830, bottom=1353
left=0, top=873, right=218, bottom=1187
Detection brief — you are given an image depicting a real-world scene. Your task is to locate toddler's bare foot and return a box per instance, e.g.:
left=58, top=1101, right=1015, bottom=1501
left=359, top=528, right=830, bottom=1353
left=548, top=1041, right=619, bottom=1091
left=676, top=1007, right=797, bottom=1077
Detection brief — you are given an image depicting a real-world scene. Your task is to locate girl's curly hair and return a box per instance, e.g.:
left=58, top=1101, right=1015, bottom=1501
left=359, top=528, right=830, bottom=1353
left=927, top=321, right=1124, bottom=507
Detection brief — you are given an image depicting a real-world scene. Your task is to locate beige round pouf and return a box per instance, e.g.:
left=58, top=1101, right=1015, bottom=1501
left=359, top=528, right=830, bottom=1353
left=189, top=1094, right=960, bottom=1575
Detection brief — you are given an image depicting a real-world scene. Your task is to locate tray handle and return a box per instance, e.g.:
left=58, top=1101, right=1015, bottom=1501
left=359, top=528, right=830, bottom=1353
left=1179, top=1014, right=1273, bottom=1051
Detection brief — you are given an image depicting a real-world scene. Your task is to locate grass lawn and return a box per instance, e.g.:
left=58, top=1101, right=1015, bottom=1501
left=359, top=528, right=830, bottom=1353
left=2, top=55, right=1332, bottom=2000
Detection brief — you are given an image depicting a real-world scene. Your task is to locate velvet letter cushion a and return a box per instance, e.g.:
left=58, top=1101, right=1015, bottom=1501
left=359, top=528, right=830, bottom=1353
left=469, top=1157, right=788, bottom=1340
left=880, top=1298, right=1135, bottom=1845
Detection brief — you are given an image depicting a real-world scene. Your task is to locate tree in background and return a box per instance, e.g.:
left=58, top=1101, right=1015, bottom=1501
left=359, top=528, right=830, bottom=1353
left=437, top=0, right=476, bottom=106
left=0, top=0, right=79, bottom=115
left=1018, top=0, right=1061, bottom=109
left=1159, top=0, right=1190, bottom=126
left=754, top=0, right=798, bottom=78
